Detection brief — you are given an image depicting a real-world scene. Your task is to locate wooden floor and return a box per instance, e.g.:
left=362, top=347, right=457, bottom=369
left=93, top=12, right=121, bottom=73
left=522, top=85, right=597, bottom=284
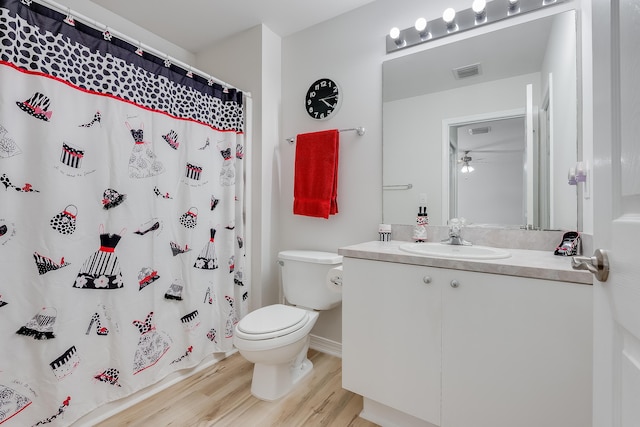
left=95, top=350, right=379, bottom=427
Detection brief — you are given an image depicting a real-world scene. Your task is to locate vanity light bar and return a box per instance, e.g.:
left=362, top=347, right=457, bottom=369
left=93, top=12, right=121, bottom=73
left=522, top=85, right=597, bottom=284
left=386, top=0, right=566, bottom=53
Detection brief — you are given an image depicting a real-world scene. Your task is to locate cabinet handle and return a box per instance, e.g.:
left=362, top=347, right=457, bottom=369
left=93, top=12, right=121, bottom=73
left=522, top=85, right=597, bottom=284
left=450, top=279, right=460, bottom=288
left=423, top=276, right=432, bottom=284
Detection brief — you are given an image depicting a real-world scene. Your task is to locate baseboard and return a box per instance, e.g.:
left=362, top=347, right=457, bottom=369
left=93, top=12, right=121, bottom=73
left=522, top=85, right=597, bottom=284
left=309, top=334, right=342, bottom=358
left=361, top=398, right=437, bottom=427
left=73, top=350, right=237, bottom=426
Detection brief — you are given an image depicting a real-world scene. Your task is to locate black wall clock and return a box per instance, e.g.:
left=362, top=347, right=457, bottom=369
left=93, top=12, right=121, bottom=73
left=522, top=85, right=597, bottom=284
left=305, top=78, right=341, bottom=120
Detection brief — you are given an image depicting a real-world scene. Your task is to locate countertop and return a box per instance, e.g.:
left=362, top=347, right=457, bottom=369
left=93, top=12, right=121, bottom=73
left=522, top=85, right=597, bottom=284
left=338, top=240, right=592, bottom=285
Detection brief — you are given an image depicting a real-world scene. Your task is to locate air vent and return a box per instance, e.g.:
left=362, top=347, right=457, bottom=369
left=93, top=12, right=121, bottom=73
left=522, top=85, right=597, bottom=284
left=468, top=126, right=491, bottom=135
left=452, top=63, right=482, bottom=80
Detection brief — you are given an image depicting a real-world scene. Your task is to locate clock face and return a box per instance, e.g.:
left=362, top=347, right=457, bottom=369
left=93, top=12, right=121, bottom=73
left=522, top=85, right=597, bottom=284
left=305, top=78, right=340, bottom=120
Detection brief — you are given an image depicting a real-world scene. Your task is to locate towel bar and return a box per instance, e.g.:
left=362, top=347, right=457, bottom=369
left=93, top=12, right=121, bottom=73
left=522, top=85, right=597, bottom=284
left=383, top=184, right=413, bottom=190
left=286, top=127, right=365, bottom=144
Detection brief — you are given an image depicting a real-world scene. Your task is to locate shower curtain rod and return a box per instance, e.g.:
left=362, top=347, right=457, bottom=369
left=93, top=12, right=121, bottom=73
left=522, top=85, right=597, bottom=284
left=286, top=126, right=365, bottom=144
left=30, top=0, right=251, bottom=97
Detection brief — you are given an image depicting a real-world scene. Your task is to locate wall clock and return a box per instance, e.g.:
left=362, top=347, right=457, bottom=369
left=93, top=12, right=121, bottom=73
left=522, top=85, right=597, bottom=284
left=305, top=78, right=341, bottom=120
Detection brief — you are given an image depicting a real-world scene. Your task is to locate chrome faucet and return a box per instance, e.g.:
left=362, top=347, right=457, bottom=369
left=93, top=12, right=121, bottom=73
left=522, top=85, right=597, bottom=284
left=441, top=218, right=472, bottom=246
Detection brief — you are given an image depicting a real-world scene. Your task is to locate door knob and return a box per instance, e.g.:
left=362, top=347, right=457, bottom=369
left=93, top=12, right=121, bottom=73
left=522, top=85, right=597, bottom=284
left=571, top=249, right=609, bottom=282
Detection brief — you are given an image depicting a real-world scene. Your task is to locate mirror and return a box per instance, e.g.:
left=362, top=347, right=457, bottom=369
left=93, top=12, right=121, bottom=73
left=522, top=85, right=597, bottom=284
left=382, top=11, right=579, bottom=230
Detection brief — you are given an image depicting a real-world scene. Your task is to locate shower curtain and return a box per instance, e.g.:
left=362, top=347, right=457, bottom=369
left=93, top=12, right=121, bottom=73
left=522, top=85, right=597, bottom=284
left=0, top=0, right=248, bottom=425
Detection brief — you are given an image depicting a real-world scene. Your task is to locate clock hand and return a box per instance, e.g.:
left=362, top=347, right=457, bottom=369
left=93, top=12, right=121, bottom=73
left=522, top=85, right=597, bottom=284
left=319, top=94, right=337, bottom=101
left=321, top=99, right=333, bottom=107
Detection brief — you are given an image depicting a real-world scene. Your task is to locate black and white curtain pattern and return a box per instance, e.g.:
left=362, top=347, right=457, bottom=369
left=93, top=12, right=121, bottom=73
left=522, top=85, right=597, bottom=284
left=0, top=0, right=248, bottom=424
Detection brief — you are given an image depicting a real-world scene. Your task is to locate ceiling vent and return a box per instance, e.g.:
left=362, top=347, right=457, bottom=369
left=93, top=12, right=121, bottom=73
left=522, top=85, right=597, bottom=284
left=468, top=126, right=491, bottom=135
left=452, top=63, right=482, bottom=80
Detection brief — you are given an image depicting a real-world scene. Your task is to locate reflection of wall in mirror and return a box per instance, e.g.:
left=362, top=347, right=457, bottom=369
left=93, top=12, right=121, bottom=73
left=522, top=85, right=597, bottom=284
left=457, top=142, right=525, bottom=225
left=541, top=12, right=577, bottom=230
left=383, top=73, right=540, bottom=225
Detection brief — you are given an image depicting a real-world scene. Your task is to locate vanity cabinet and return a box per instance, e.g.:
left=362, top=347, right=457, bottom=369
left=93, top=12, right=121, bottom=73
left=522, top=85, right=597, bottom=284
left=342, top=257, right=592, bottom=427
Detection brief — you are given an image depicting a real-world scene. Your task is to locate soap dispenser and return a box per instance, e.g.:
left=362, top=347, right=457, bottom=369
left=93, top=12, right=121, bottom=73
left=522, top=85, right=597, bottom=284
left=412, top=206, right=429, bottom=242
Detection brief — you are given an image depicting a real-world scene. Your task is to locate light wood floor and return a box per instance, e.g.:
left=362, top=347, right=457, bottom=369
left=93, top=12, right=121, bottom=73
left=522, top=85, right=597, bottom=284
left=95, top=350, right=379, bottom=427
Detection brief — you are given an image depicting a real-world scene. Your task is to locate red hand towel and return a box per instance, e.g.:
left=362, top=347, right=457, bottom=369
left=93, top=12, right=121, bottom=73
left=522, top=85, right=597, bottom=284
left=293, top=129, right=339, bottom=219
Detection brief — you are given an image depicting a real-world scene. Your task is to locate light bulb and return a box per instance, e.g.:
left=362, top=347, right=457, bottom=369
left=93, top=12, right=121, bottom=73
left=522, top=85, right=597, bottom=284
left=389, top=27, right=405, bottom=47
left=472, top=0, right=487, bottom=20
left=443, top=8, right=456, bottom=23
left=414, top=17, right=429, bottom=39
left=442, top=8, right=456, bottom=30
left=461, top=163, right=474, bottom=173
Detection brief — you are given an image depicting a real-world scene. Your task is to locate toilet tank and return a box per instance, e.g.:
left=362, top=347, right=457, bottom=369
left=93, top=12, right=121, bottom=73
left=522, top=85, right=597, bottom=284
left=278, top=250, right=343, bottom=311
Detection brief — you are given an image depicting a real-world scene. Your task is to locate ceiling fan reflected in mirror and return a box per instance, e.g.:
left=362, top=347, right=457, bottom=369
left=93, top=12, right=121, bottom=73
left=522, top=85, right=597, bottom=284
left=458, top=145, right=523, bottom=174
left=459, top=151, right=475, bottom=173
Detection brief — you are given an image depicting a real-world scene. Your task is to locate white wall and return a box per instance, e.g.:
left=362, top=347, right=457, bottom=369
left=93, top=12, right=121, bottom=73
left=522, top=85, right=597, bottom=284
left=541, top=12, right=579, bottom=231
left=458, top=151, right=525, bottom=224
left=383, top=73, right=540, bottom=225
left=458, top=152, right=525, bottom=227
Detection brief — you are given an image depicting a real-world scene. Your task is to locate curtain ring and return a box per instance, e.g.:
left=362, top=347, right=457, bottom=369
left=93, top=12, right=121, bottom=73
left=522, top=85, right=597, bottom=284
left=64, top=8, right=75, bottom=26
left=102, top=26, right=112, bottom=41
left=164, top=55, right=172, bottom=68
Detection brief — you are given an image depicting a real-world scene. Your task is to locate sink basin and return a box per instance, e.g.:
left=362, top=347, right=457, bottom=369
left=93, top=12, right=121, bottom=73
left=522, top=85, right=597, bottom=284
left=399, top=242, right=511, bottom=260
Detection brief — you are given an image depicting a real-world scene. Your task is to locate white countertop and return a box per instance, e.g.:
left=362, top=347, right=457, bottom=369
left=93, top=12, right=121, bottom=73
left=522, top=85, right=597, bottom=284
left=338, top=240, right=592, bottom=285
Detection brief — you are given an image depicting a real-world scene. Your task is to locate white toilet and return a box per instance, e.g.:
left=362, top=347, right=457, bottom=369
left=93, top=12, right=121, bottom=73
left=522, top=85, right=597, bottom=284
left=233, top=250, right=343, bottom=401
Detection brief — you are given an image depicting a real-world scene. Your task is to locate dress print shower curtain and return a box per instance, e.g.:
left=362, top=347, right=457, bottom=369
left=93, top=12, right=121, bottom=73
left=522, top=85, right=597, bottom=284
left=0, top=0, right=248, bottom=425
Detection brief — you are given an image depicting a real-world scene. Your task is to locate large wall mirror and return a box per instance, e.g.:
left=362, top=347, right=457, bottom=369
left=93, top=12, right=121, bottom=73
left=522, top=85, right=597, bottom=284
left=382, top=10, right=579, bottom=230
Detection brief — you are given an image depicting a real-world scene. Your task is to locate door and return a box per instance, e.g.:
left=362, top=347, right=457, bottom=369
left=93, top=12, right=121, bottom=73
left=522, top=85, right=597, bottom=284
left=592, top=0, right=640, bottom=426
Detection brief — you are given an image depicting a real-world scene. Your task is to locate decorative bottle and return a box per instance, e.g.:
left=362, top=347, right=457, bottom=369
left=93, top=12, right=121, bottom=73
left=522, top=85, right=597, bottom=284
left=412, top=207, right=428, bottom=242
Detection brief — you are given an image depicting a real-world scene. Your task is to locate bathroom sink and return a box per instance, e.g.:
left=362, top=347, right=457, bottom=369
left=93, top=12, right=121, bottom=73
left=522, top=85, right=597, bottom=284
left=399, top=242, right=511, bottom=260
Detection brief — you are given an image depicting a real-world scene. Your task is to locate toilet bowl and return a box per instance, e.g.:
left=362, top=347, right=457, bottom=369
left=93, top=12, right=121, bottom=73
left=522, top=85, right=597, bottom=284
left=233, top=304, right=320, bottom=401
left=233, top=250, right=343, bottom=401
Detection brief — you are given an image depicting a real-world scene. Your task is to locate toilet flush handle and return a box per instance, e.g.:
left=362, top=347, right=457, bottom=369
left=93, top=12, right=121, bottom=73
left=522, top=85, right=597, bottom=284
left=278, top=260, right=284, bottom=266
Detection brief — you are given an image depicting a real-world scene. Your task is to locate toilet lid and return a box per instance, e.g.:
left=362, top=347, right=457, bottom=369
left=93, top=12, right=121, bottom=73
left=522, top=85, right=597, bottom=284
left=237, top=304, right=309, bottom=339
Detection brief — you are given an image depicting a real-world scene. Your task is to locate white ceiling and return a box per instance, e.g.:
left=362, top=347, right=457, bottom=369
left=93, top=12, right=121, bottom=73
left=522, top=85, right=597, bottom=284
left=91, top=0, right=376, bottom=53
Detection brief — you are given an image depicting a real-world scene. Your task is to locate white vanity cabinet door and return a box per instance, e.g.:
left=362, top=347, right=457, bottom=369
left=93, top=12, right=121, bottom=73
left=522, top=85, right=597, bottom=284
left=342, top=257, right=443, bottom=425
left=440, top=270, right=592, bottom=427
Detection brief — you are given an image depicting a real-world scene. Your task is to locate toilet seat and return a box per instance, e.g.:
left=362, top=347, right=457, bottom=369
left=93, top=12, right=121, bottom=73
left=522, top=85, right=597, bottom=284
left=236, top=304, right=309, bottom=341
